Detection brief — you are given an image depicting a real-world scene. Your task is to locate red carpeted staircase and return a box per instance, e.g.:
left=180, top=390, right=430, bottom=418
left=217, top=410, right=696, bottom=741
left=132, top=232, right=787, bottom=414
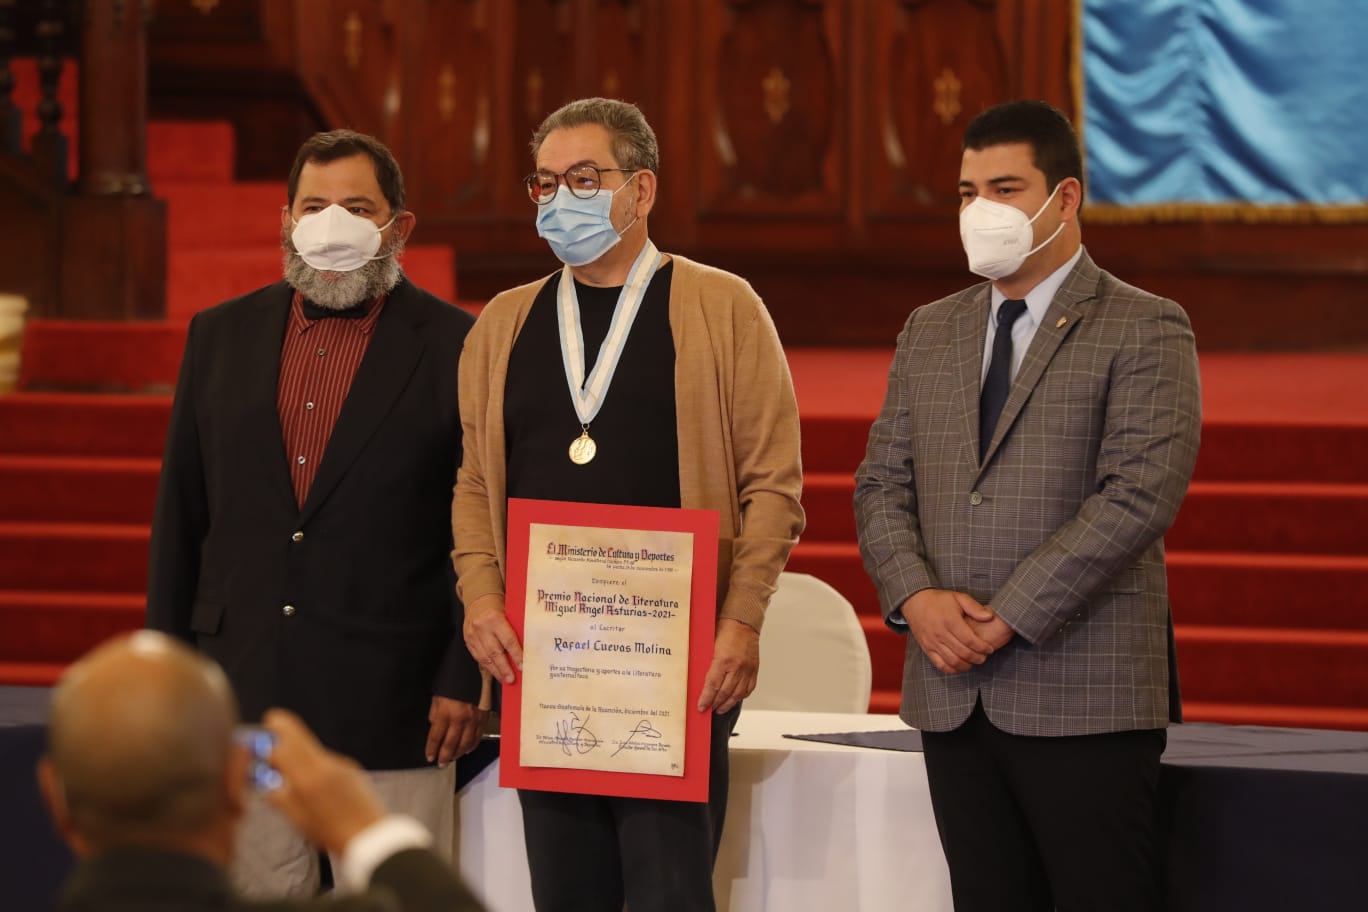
left=0, top=84, right=458, bottom=682
left=4, top=90, right=1367, bottom=729
left=788, top=350, right=1368, bottom=729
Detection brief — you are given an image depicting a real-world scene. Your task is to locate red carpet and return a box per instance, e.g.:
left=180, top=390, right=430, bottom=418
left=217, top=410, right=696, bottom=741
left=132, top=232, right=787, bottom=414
left=787, top=349, right=1368, bottom=724
left=5, top=345, right=1367, bottom=728
left=3, top=106, right=1366, bottom=729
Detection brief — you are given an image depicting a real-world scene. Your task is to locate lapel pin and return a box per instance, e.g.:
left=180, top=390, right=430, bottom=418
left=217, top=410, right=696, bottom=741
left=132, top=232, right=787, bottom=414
left=1055, top=317, right=1067, bottom=328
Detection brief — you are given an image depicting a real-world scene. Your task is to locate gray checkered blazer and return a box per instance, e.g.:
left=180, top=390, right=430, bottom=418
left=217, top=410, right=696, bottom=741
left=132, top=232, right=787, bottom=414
left=854, top=249, right=1201, bottom=736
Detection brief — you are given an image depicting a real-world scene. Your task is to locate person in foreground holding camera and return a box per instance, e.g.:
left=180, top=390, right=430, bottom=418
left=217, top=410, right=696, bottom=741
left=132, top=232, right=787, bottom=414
left=38, top=631, right=485, bottom=911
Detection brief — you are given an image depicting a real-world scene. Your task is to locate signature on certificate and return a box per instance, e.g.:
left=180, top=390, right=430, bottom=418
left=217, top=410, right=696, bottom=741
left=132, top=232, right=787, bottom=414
left=554, top=712, right=601, bottom=756
left=611, top=718, right=664, bottom=757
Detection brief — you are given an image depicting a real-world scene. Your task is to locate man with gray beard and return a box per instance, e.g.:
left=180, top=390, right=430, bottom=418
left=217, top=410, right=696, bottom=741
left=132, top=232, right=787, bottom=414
left=147, top=129, right=482, bottom=898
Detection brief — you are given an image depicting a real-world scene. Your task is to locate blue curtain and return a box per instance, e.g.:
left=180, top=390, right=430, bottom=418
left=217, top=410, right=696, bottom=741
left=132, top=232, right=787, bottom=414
left=1081, top=0, right=1368, bottom=211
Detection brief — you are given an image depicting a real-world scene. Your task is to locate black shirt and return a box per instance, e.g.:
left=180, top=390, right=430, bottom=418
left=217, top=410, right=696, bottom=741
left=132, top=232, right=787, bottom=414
left=505, top=262, right=680, bottom=508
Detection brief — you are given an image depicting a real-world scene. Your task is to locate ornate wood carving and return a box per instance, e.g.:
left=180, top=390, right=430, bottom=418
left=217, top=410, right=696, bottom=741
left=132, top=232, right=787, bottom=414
left=297, top=2, right=398, bottom=140
left=62, top=0, right=1357, bottom=348
left=401, top=0, right=497, bottom=214
left=699, top=0, right=843, bottom=215
left=590, top=0, right=653, bottom=112
left=511, top=0, right=575, bottom=167
left=866, top=0, right=1007, bottom=216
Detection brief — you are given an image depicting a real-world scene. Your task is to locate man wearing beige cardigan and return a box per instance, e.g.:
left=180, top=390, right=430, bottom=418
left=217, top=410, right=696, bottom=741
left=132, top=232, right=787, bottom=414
left=453, top=98, right=804, bottom=912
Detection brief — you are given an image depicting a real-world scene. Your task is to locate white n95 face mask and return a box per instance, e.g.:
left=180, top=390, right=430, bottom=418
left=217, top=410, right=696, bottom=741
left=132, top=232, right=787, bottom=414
left=291, top=204, right=395, bottom=273
left=958, top=183, right=1064, bottom=280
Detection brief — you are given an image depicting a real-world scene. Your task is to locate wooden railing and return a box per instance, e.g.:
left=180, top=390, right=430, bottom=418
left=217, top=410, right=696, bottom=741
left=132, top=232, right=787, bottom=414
left=0, top=0, right=166, bottom=321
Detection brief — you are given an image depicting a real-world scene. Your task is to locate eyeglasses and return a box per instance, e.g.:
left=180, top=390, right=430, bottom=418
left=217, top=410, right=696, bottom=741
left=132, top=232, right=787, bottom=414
left=524, top=165, right=638, bottom=204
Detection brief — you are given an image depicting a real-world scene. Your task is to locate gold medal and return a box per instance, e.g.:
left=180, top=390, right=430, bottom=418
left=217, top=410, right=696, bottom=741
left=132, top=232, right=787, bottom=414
left=568, top=429, right=597, bottom=465
left=557, top=241, right=661, bottom=469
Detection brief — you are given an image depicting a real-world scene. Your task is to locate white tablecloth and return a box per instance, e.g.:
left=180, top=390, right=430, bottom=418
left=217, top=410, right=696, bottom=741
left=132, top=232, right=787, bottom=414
left=453, top=710, right=953, bottom=912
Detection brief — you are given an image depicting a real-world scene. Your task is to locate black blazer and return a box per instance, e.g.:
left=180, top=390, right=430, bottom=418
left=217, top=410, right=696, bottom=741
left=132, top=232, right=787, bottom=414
left=147, top=278, right=478, bottom=770
left=56, top=846, right=485, bottom=911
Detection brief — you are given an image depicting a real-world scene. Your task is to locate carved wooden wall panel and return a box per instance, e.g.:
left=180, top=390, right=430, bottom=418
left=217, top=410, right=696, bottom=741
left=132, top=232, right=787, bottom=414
left=294, top=0, right=400, bottom=140
left=588, top=1, right=656, bottom=113
left=128, top=1, right=1368, bottom=348
left=866, top=0, right=1006, bottom=218
left=697, top=0, right=844, bottom=216
left=510, top=0, right=577, bottom=169
left=400, top=0, right=496, bottom=216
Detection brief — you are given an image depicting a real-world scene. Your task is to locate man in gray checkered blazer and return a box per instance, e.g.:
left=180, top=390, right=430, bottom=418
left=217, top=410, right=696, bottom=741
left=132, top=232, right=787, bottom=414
left=854, top=101, right=1200, bottom=911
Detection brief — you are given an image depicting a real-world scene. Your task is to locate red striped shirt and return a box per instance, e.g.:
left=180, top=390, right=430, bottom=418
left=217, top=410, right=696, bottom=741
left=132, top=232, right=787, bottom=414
left=277, top=291, right=386, bottom=507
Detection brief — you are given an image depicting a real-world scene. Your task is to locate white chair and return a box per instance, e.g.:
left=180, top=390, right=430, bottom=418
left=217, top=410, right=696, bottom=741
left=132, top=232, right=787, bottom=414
left=746, top=571, right=873, bottom=713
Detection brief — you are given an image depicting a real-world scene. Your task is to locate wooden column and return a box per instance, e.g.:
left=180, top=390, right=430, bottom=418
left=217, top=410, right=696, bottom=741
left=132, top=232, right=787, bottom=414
left=79, top=0, right=150, bottom=196
left=59, top=0, right=165, bottom=319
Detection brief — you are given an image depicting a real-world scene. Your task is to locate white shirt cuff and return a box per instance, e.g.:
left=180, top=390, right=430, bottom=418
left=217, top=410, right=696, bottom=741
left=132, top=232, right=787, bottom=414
left=336, top=814, right=434, bottom=892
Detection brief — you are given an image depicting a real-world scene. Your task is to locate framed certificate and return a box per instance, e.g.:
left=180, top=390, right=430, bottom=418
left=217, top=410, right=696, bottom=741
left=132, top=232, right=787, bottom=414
left=500, top=498, right=720, bottom=802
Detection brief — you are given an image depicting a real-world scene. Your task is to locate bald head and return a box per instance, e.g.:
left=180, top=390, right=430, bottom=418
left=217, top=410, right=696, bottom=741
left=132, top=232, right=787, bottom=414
left=45, top=632, right=241, bottom=851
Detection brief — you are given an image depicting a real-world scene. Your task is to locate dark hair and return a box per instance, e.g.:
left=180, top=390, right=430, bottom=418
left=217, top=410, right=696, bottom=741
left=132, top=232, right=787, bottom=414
left=531, top=97, right=660, bottom=173
left=963, top=100, right=1083, bottom=199
left=287, top=129, right=406, bottom=213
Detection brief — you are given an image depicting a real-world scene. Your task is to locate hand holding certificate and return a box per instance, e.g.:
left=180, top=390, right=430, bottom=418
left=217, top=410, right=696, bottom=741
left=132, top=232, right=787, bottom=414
left=499, top=498, right=719, bottom=801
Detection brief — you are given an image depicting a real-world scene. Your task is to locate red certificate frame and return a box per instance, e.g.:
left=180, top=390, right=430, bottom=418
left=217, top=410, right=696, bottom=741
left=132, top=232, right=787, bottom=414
left=500, top=497, right=720, bottom=802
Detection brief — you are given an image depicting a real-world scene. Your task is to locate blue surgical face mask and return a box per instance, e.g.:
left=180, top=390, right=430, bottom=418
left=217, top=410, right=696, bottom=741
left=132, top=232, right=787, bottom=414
left=535, top=174, right=639, bottom=267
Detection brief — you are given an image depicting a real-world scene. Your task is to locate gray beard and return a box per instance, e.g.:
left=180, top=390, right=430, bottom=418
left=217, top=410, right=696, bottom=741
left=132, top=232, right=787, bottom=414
left=281, top=234, right=405, bottom=310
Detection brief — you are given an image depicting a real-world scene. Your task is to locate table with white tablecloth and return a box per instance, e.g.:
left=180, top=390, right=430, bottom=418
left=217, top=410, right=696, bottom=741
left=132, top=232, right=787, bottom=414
left=6, top=685, right=1367, bottom=910
left=452, top=710, right=953, bottom=912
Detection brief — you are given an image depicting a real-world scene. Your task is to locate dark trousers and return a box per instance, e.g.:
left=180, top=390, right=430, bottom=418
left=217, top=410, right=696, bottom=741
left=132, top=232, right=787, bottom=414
left=519, top=704, right=741, bottom=912
left=921, top=700, right=1166, bottom=912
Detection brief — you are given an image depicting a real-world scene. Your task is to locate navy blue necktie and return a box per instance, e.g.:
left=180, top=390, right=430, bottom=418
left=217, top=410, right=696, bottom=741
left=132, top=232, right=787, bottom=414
left=979, top=298, right=1028, bottom=461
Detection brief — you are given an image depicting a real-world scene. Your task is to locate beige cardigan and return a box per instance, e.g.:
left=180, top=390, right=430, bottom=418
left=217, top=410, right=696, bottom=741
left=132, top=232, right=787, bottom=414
left=451, top=254, right=805, bottom=631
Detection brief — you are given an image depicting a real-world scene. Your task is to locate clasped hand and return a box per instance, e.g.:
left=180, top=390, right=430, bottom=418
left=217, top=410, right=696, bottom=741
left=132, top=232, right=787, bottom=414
left=902, top=589, right=1014, bottom=674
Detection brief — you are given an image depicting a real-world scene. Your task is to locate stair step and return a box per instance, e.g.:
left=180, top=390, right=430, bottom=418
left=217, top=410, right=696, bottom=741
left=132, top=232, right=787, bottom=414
left=1179, top=702, right=1368, bottom=733
left=803, top=420, right=1368, bottom=484
left=0, top=456, right=161, bottom=524
left=166, top=247, right=289, bottom=321
left=1169, top=482, right=1368, bottom=555
left=0, top=662, right=67, bottom=688
left=1168, top=552, right=1368, bottom=630
left=869, top=690, right=899, bottom=715
left=792, top=544, right=1368, bottom=708
left=852, top=626, right=1368, bottom=725
left=0, top=393, right=171, bottom=459
left=161, top=180, right=287, bottom=249
left=786, top=541, right=881, bottom=618
left=18, top=321, right=186, bottom=392
left=792, top=543, right=1368, bottom=632
left=801, top=472, right=858, bottom=541
left=801, top=478, right=1368, bottom=559
left=798, top=416, right=876, bottom=476
left=0, top=591, right=144, bottom=663
left=1176, top=625, right=1368, bottom=708
left=148, top=122, right=236, bottom=183
left=0, top=522, right=149, bottom=593
left=1197, top=422, right=1368, bottom=484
